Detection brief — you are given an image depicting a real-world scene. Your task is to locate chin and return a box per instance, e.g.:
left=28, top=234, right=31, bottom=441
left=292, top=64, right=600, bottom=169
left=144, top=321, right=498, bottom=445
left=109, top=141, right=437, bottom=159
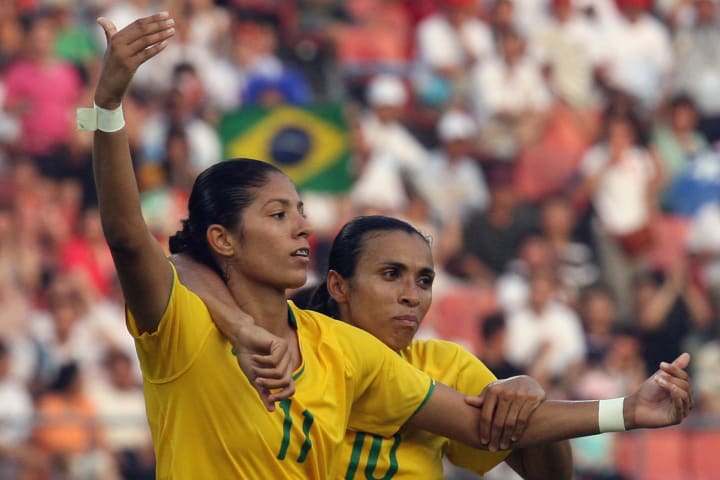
left=285, top=272, right=308, bottom=290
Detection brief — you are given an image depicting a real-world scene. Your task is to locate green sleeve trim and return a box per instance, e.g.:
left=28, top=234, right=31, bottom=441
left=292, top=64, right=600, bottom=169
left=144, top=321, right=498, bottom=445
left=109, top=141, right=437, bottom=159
left=292, top=364, right=306, bottom=381
left=406, top=378, right=436, bottom=423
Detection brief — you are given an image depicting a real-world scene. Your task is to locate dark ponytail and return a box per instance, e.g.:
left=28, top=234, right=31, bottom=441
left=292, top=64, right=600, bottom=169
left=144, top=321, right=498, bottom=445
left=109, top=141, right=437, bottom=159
left=309, top=215, right=428, bottom=318
left=168, top=158, right=285, bottom=277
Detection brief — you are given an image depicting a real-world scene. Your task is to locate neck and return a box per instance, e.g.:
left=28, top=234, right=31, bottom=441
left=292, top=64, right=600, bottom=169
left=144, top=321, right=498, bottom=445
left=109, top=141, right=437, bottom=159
left=227, top=276, right=293, bottom=337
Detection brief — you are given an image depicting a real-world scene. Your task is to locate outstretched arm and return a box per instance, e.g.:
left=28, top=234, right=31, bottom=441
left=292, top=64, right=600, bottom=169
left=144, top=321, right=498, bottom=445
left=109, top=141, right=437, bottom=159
left=409, top=353, right=692, bottom=451
left=504, top=443, right=573, bottom=480
left=91, top=13, right=176, bottom=333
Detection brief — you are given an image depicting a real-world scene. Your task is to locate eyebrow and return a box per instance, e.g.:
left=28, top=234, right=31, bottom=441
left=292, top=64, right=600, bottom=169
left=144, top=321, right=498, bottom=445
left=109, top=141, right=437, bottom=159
left=263, top=198, right=304, bottom=209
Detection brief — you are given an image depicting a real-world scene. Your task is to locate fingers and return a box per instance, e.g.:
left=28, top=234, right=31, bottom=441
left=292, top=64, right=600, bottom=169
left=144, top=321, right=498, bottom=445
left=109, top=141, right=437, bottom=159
left=670, top=352, right=691, bottom=370
left=479, top=392, right=497, bottom=449
left=268, top=383, right=297, bottom=404
left=126, top=18, right=176, bottom=57
left=96, top=17, right=118, bottom=44
left=488, top=397, right=511, bottom=451
left=102, top=12, right=175, bottom=62
left=511, top=399, right=538, bottom=444
left=655, top=373, right=693, bottom=420
left=499, top=398, right=522, bottom=450
left=464, top=395, right=484, bottom=408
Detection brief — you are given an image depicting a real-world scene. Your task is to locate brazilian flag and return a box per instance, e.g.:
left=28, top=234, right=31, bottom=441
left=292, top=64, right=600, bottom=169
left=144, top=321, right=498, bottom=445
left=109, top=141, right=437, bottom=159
left=219, top=104, right=352, bottom=193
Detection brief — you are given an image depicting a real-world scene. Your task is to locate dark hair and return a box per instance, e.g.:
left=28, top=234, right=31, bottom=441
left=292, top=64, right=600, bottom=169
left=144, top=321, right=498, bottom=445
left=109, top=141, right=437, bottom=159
left=49, top=362, right=79, bottom=393
left=309, top=215, right=428, bottom=319
left=482, top=312, right=507, bottom=341
left=168, top=158, right=285, bottom=278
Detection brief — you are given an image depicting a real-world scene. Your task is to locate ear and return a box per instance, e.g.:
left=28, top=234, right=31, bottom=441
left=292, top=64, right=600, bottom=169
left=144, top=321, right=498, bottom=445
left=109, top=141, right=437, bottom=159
left=206, top=224, right=235, bottom=258
left=326, top=270, right=349, bottom=303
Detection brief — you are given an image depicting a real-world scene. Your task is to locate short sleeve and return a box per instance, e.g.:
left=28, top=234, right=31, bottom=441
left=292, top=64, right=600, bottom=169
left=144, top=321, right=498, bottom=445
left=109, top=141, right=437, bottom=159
left=337, top=323, right=435, bottom=437
left=126, top=263, right=215, bottom=382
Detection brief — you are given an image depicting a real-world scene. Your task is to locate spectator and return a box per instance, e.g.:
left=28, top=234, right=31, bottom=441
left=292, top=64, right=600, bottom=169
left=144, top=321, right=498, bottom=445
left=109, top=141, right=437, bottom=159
left=470, top=26, right=552, bottom=160
left=596, top=0, right=673, bottom=113
left=531, top=0, right=603, bottom=110
left=350, top=74, right=429, bottom=212
left=414, top=0, right=493, bottom=106
left=574, top=109, right=664, bottom=322
left=141, top=64, right=222, bottom=174
left=665, top=144, right=720, bottom=217
left=0, top=339, right=46, bottom=479
left=504, top=268, right=587, bottom=387
left=412, top=108, right=489, bottom=224
left=579, top=285, right=620, bottom=366
left=87, top=350, right=154, bottom=480
left=651, top=94, right=708, bottom=203
left=32, top=362, right=119, bottom=479
left=457, top=163, right=538, bottom=279
left=478, top=312, right=524, bottom=380
left=673, top=0, right=720, bottom=142
left=2, top=10, right=83, bottom=174
left=632, top=267, right=712, bottom=378
left=540, top=194, right=600, bottom=303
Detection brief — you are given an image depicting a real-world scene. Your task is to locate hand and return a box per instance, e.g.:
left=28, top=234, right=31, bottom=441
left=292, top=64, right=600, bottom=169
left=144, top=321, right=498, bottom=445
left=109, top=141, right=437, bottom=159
left=464, top=375, right=546, bottom=451
left=624, top=352, right=693, bottom=430
left=232, top=323, right=296, bottom=412
left=95, top=13, right=176, bottom=108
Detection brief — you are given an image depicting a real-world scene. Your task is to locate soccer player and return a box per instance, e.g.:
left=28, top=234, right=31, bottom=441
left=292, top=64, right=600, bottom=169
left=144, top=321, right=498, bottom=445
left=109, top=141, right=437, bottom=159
left=179, top=215, right=695, bottom=479
left=89, top=13, right=625, bottom=479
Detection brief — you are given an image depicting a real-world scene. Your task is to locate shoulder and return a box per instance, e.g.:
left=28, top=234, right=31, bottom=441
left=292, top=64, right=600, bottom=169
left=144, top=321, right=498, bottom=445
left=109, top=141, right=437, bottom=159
left=289, top=302, right=390, bottom=353
left=404, top=339, right=496, bottom=393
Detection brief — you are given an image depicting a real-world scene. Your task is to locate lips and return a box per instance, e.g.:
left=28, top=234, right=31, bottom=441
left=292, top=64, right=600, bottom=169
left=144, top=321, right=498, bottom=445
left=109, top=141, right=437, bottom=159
left=393, top=315, right=419, bottom=327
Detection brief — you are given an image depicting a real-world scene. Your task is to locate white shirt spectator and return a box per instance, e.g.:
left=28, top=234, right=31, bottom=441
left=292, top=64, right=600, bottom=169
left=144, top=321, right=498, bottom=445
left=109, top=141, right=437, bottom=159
left=599, top=13, right=673, bottom=110
left=87, top=380, right=151, bottom=452
left=359, top=112, right=429, bottom=174
left=416, top=13, right=494, bottom=71
left=414, top=151, right=489, bottom=223
left=580, top=145, right=656, bottom=235
left=505, top=300, right=587, bottom=377
left=470, top=55, right=552, bottom=120
left=0, top=379, right=33, bottom=446
left=531, top=10, right=603, bottom=107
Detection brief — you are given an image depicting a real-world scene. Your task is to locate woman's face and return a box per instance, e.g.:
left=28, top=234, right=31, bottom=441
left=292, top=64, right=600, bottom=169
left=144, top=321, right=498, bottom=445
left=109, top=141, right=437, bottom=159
left=229, top=173, right=312, bottom=291
left=339, top=231, right=434, bottom=351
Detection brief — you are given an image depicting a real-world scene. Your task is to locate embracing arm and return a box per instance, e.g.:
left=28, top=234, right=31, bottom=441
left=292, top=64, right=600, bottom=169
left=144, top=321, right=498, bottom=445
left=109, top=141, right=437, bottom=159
left=170, top=253, right=295, bottom=409
left=408, top=353, right=692, bottom=451
left=92, top=13, right=176, bottom=332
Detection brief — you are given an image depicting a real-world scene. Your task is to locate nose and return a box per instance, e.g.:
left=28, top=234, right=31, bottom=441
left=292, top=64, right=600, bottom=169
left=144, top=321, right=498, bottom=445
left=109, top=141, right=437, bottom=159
left=295, top=212, right=314, bottom=239
left=399, top=278, right=420, bottom=307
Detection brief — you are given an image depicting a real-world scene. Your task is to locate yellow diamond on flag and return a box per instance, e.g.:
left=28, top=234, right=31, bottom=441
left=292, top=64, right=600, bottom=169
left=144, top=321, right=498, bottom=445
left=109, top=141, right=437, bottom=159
left=225, top=106, right=346, bottom=187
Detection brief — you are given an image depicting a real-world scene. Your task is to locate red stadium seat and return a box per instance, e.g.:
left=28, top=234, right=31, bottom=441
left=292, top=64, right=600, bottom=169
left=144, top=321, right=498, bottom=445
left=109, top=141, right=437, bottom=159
left=423, top=286, right=497, bottom=355
left=688, top=429, right=720, bottom=480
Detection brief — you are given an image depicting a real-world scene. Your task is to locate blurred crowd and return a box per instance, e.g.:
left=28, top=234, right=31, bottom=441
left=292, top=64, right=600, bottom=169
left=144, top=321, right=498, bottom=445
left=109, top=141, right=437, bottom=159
left=1, top=0, right=720, bottom=478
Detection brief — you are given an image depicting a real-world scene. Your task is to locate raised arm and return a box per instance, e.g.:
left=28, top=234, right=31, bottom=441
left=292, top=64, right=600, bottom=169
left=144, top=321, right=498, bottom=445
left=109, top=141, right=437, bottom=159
left=91, top=14, right=176, bottom=333
left=409, top=353, right=692, bottom=451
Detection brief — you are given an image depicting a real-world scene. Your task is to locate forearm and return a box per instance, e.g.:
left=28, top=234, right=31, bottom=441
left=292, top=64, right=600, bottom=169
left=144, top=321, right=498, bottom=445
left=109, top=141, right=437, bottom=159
left=505, top=441, right=573, bottom=480
left=170, top=253, right=255, bottom=343
left=93, top=129, right=147, bottom=248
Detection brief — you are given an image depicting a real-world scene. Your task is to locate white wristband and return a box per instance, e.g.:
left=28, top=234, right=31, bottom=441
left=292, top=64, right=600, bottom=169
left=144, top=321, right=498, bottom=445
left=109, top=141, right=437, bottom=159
left=76, top=102, right=125, bottom=132
left=598, top=397, right=626, bottom=433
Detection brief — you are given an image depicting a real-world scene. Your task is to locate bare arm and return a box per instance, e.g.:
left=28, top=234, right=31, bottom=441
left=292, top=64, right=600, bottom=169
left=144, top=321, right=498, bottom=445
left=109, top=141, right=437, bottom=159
left=92, top=14, right=176, bottom=333
left=409, top=353, right=692, bottom=451
left=504, top=442, right=573, bottom=480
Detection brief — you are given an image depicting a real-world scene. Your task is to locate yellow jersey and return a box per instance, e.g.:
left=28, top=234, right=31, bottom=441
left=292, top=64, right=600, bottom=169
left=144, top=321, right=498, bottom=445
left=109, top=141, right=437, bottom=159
left=127, top=264, right=435, bottom=480
left=340, top=339, right=511, bottom=479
